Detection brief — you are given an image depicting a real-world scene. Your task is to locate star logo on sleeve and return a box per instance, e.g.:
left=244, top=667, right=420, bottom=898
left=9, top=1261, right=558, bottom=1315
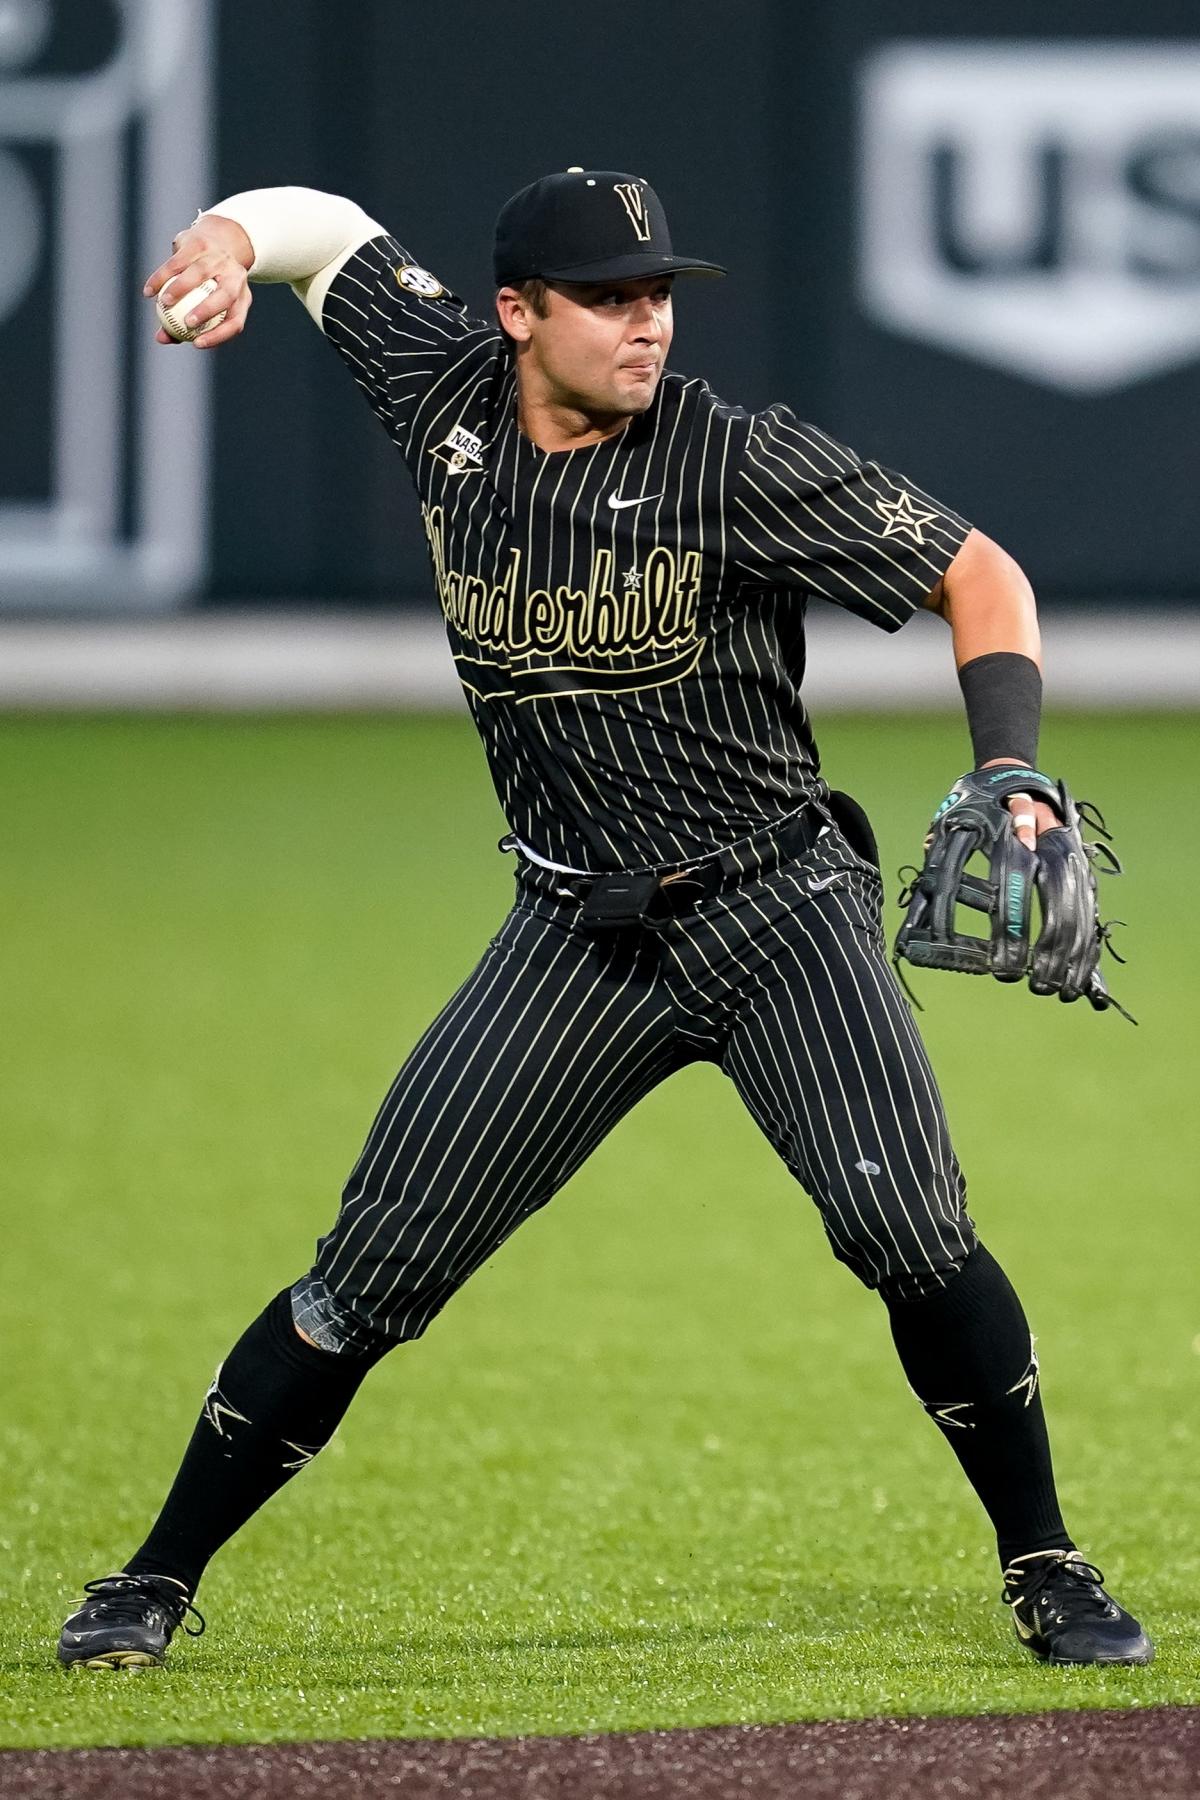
left=875, top=489, right=938, bottom=545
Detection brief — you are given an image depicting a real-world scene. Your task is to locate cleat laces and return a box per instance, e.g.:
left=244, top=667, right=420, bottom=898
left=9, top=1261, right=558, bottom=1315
left=78, top=1574, right=206, bottom=1638
left=1003, top=1552, right=1114, bottom=1633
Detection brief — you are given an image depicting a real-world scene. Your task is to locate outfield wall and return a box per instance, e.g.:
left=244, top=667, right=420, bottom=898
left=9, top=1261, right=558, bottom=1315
left=2, top=4, right=1199, bottom=617
left=1, top=610, right=1195, bottom=711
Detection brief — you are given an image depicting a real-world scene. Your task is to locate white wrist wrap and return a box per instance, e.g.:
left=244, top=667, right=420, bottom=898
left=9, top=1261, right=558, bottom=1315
left=198, top=186, right=384, bottom=328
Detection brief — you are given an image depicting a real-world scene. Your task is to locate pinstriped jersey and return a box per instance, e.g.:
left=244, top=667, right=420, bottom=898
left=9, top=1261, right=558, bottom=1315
left=315, top=233, right=972, bottom=871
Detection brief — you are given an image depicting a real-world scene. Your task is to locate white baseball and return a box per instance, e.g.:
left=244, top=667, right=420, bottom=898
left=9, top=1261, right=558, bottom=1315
left=156, top=277, right=227, bottom=343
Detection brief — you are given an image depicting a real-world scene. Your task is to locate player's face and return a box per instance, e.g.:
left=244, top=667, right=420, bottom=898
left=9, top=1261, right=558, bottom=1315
left=526, top=277, right=674, bottom=418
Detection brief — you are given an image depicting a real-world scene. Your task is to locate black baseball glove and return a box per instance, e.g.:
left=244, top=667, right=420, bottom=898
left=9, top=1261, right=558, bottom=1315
left=894, top=767, right=1131, bottom=1018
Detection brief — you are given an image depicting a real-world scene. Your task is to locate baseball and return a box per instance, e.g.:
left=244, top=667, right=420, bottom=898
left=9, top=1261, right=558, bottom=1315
left=156, top=277, right=227, bottom=343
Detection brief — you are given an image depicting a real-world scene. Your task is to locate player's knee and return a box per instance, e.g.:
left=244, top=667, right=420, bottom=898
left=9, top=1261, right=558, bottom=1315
left=874, top=1237, right=977, bottom=1304
left=825, top=1220, right=977, bottom=1303
left=289, top=1273, right=397, bottom=1361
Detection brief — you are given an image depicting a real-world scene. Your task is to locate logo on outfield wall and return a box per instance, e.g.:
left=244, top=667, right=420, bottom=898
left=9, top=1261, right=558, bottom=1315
left=0, top=0, right=217, bottom=609
left=858, top=44, right=1200, bottom=394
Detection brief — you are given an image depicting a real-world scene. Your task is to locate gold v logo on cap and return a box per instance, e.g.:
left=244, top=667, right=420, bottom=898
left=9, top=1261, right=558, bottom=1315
left=613, top=182, right=652, bottom=243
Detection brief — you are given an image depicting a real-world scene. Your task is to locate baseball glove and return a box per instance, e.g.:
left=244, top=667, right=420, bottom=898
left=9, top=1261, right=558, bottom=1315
left=894, top=767, right=1131, bottom=1018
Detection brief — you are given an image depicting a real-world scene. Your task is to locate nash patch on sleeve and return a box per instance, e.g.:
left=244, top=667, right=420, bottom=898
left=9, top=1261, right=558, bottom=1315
left=431, top=423, right=485, bottom=475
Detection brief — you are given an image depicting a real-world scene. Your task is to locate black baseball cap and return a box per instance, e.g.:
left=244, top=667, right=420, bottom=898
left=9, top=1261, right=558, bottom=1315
left=493, top=168, right=726, bottom=286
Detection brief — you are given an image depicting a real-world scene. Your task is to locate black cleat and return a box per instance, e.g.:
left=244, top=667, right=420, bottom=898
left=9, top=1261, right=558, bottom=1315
left=1002, top=1549, right=1154, bottom=1666
left=57, top=1573, right=205, bottom=1671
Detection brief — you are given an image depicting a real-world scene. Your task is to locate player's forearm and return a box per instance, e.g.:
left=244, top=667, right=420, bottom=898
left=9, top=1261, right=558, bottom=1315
left=200, top=187, right=383, bottom=286
left=144, top=189, right=384, bottom=348
left=931, top=530, right=1043, bottom=770
left=930, top=529, right=1041, bottom=670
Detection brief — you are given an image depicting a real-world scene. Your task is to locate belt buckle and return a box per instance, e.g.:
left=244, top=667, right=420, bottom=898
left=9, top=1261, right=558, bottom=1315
left=654, top=864, right=711, bottom=917
left=578, top=871, right=663, bottom=930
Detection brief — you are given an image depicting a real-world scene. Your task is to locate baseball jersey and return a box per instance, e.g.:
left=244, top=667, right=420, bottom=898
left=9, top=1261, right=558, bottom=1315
left=311, top=233, right=972, bottom=872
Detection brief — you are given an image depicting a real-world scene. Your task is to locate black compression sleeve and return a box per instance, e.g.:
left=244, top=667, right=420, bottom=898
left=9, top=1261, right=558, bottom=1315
left=957, top=651, right=1042, bottom=769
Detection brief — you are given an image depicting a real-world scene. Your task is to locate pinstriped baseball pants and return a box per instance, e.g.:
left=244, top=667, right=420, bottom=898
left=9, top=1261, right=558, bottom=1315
left=292, top=824, right=976, bottom=1354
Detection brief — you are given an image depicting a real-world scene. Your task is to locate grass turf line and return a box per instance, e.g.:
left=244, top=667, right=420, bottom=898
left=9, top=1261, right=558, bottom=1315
left=1, top=712, right=1196, bottom=1747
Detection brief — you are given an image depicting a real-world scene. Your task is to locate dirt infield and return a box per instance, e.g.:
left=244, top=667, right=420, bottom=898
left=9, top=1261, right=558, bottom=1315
left=2, top=1709, right=1197, bottom=1800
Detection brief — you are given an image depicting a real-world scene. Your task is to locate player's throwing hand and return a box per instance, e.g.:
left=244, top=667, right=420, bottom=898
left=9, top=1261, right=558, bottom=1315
left=143, top=216, right=254, bottom=348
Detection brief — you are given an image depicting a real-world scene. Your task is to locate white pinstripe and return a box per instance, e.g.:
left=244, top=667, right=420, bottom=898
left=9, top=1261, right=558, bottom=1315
left=316, top=902, right=688, bottom=1339
left=307, top=832, right=974, bottom=1343
left=328, top=926, right=583, bottom=1285
left=798, top=868, right=963, bottom=1234
left=365, top=952, right=668, bottom=1326
left=313, top=238, right=969, bottom=872
left=673, top=893, right=909, bottom=1281
left=753, top=876, right=950, bottom=1240
left=294, top=223, right=978, bottom=1335
left=730, top=888, right=966, bottom=1283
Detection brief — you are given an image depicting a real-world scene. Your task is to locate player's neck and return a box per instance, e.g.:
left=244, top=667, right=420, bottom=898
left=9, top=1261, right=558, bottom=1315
left=515, top=371, right=633, bottom=454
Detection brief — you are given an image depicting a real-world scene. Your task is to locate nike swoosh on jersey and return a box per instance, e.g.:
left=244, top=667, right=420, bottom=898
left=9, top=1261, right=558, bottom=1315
left=807, top=874, right=841, bottom=893
left=608, top=490, right=663, bottom=510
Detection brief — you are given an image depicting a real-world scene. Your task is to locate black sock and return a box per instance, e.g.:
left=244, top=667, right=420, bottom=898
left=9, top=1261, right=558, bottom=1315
left=125, top=1290, right=383, bottom=1597
left=882, top=1244, right=1074, bottom=1569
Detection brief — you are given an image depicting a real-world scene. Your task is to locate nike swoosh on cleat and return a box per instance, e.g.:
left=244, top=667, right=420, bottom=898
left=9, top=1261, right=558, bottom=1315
left=608, top=491, right=662, bottom=510
left=1013, top=1614, right=1038, bottom=1641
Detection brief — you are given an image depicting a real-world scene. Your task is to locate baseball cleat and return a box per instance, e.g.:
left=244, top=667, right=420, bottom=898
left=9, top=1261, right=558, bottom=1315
left=57, top=1572, right=205, bottom=1670
left=1001, top=1550, right=1153, bottom=1666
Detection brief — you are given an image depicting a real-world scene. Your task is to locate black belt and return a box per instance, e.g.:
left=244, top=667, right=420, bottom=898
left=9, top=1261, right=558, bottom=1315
left=503, top=806, right=826, bottom=929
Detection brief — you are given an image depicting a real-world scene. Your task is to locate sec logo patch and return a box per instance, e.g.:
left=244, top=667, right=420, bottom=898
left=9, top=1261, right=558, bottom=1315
left=395, top=264, right=446, bottom=298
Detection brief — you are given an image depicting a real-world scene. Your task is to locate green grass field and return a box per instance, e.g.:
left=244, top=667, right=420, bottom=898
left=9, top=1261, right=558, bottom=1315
left=2, top=712, right=1197, bottom=1749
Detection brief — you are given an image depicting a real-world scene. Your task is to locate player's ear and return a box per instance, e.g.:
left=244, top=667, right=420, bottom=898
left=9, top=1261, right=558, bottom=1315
left=495, top=286, right=535, bottom=345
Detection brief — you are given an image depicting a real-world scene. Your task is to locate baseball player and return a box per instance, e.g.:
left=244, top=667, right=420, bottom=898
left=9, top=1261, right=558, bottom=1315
left=58, top=171, right=1150, bottom=1672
